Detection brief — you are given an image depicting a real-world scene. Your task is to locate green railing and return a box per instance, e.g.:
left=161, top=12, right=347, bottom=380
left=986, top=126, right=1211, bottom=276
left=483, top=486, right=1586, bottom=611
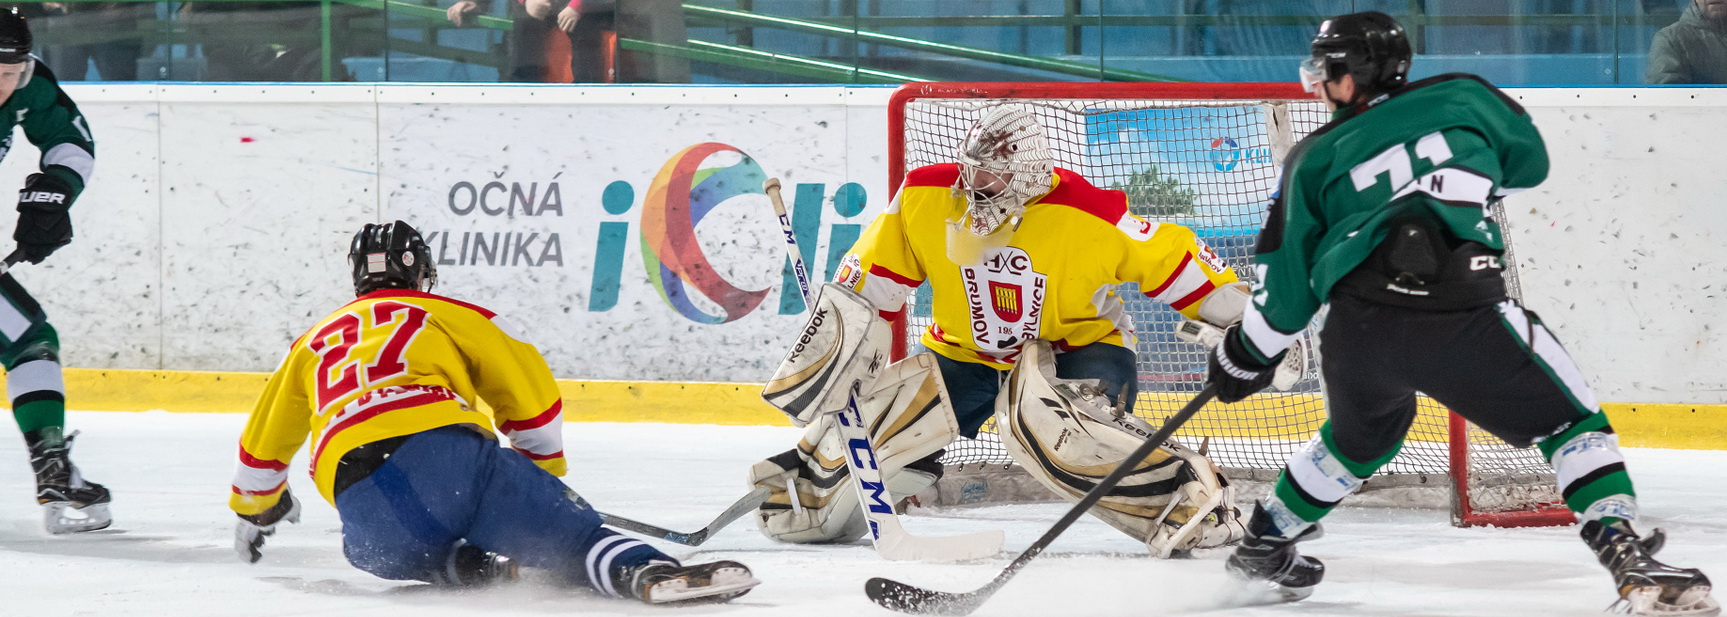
left=11, top=0, right=1696, bottom=84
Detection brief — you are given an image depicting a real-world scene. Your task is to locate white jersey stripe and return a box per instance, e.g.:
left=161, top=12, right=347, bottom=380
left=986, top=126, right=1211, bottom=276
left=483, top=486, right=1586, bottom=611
left=1284, top=435, right=1365, bottom=504
left=1497, top=301, right=1600, bottom=411
left=1549, top=431, right=1625, bottom=491
left=1149, top=260, right=1209, bottom=306
left=232, top=464, right=289, bottom=493
left=1240, top=301, right=1302, bottom=359
left=1392, top=166, right=1494, bottom=206
left=6, top=359, right=62, bottom=399
left=0, top=299, right=32, bottom=342
left=586, top=535, right=634, bottom=597
left=43, top=143, right=95, bottom=185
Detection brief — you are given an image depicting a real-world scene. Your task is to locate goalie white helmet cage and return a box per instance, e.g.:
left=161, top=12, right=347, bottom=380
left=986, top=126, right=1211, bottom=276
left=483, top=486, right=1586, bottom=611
left=954, top=105, right=1054, bottom=236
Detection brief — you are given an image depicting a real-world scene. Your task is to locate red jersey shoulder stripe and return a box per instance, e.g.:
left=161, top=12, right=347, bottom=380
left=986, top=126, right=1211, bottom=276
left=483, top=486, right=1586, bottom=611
left=1039, top=168, right=1128, bottom=224
left=904, top=163, right=961, bottom=189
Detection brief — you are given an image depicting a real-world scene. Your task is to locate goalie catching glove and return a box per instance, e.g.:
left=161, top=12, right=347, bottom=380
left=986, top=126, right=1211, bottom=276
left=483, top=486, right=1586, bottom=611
left=999, top=341, right=1245, bottom=557
left=751, top=345, right=959, bottom=543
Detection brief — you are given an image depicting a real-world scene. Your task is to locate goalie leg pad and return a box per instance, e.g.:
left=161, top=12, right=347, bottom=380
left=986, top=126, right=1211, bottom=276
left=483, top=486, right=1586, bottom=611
left=750, top=353, right=959, bottom=544
left=761, top=283, right=893, bottom=427
left=998, top=342, right=1244, bottom=558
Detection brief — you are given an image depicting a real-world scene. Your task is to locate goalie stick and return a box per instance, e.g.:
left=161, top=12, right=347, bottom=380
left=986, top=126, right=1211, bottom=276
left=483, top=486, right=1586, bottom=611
left=763, top=178, right=1004, bottom=562
left=593, top=486, right=772, bottom=547
left=865, top=384, right=1218, bottom=615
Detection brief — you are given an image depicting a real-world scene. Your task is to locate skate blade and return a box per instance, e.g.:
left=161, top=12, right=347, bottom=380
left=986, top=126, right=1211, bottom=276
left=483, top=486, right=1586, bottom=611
left=1219, top=575, right=1314, bottom=608
left=643, top=567, right=761, bottom=605
left=43, top=502, right=112, bottom=534
left=1613, top=585, right=1721, bottom=617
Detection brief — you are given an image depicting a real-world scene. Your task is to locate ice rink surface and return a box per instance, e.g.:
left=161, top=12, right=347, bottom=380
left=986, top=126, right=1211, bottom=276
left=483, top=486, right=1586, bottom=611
left=0, top=411, right=1723, bottom=617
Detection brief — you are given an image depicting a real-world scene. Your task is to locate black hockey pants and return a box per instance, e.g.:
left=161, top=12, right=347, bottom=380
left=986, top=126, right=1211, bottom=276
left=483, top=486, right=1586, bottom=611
left=1317, top=293, right=1600, bottom=466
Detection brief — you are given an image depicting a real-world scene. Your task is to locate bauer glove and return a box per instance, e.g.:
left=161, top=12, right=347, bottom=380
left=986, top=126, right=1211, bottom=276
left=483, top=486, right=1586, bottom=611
left=14, top=173, right=74, bottom=264
left=1206, top=325, right=1281, bottom=404
left=235, top=487, right=302, bottom=564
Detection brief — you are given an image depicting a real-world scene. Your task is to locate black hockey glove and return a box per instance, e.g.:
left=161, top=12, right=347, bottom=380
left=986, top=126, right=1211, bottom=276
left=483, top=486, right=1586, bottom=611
left=14, top=173, right=75, bottom=264
left=1206, top=325, right=1280, bottom=404
left=235, top=488, right=302, bottom=564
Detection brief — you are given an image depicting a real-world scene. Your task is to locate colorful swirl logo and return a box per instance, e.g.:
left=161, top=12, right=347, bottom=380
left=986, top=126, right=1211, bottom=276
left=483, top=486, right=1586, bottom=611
left=1209, top=136, right=1242, bottom=172
left=640, top=142, right=771, bottom=324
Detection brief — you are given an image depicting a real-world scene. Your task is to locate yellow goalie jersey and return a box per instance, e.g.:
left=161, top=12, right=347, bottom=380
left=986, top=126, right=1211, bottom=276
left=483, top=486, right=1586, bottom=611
left=230, top=290, right=567, bottom=515
left=837, top=164, right=1239, bottom=369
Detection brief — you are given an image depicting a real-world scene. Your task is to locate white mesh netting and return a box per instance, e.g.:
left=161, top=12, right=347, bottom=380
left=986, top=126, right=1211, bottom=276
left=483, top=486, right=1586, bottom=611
left=894, top=90, right=1564, bottom=523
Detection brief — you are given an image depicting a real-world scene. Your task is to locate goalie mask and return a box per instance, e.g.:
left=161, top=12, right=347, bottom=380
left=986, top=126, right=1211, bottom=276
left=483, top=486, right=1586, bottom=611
left=953, top=105, right=1054, bottom=237
left=349, top=220, right=437, bottom=296
left=0, top=11, right=35, bottom=92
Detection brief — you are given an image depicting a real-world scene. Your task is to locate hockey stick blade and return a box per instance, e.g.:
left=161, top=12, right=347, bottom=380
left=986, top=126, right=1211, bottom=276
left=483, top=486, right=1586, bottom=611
left=597, top=486, right=771, bottom=546
left=865, top=385, right=1218, bottom=615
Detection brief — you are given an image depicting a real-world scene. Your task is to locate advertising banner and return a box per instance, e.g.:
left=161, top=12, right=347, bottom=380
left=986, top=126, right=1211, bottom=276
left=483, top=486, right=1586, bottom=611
left=380, top=92, right=887, bottom=381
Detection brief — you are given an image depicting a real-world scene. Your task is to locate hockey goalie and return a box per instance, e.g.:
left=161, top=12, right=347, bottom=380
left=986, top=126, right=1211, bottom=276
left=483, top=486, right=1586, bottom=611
left=746, top=105, right=1303, bottom=557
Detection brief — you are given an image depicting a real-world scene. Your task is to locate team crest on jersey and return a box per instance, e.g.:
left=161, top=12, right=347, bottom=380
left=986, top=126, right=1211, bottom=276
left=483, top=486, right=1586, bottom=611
left=962, top=247, right=1045, bottom=351
left=989, top=281, right=1022, bottom=322
left=1195, top=240, right=1228, bottom=273
left=834, top=254, right=863, bottom=287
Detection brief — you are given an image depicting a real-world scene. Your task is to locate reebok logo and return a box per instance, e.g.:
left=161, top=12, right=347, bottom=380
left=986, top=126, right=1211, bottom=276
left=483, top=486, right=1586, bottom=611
left=20, top=192, right=64, bottom=205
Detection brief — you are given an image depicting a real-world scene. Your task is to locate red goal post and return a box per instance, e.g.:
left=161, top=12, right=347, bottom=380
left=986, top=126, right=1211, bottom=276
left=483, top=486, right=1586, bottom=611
left=884, top=81, right=1575, bottom=528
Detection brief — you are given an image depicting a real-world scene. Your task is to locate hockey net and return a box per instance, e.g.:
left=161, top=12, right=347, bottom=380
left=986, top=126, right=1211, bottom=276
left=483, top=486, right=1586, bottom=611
left=886, top=82, right=1573, bottom=528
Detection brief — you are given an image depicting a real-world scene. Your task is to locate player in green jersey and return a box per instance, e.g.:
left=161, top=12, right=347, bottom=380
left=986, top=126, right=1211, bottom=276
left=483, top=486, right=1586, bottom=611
left=1206, top=11, right=1719, bottom=616
left=0, top=10, right=109, bottom=534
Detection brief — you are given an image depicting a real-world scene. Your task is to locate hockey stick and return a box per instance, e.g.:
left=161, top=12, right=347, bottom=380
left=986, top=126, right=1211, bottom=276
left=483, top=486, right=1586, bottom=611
left=763, top=178, right=813, bottom=305
left=763, top=178, right=1004, bottom=562
left=596, top=486, right=772, bottom=546
left=865, top=384, right=1218, bottom=614
left=0, top=249, right=25, bottom=276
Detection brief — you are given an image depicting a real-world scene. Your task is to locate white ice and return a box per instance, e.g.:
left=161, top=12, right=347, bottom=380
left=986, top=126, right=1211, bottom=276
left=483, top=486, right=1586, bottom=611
left=1, top=411, right=1723, bottom=617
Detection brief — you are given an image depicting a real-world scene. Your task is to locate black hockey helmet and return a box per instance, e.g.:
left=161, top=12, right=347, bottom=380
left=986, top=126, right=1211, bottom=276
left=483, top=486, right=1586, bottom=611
left=0, top=10, right=29, bottom=65
left=349, top=220, right=436, bottom=296
left=1301, top=11, right=1412, bottom=96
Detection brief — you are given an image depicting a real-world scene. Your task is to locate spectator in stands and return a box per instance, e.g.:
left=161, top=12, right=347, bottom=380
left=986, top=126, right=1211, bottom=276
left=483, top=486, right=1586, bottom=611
left=1648, top=0, right=1727, bottom=84
left=450, top=0, right=688, bottom=83
left=449, top=0, right=561, bottom=82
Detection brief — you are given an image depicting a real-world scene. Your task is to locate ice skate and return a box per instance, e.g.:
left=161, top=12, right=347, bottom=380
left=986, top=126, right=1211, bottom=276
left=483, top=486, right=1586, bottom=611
left=1223, top=503, right=1324, bottom=605
left=432, top=541, right=518, bottom=587
left=1584, top=520, right=1720, bottom=616
left=615, top=559, right=760, bottom=604
left=30, top=431, right=112, bottom=534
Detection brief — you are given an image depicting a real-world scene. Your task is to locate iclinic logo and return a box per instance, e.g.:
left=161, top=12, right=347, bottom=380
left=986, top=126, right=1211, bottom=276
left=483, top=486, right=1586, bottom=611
left=1209, top=137, right=1243, bottom=172
left=589, top=143, right=869, bottom=323
left=1209, top=136, right=1273, bottom=173
left=639, top=142, right=772, bottom=324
